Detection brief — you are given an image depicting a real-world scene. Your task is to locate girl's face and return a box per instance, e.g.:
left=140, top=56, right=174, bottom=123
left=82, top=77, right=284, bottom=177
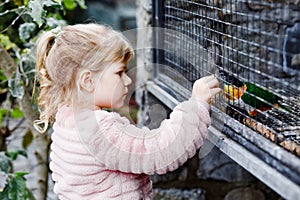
left=92, top=61, right=132, bottom=109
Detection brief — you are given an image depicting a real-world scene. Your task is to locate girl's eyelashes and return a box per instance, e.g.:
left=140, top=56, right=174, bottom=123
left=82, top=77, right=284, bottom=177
left=116, top=70, right=125, bottom=76
left=116, top=66, right=127, bottom=77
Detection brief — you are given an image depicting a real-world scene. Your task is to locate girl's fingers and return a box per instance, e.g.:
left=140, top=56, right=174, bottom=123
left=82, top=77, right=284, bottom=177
left=198, top=75, right=214, bottom=83
left=207, top=78, right=219, bottom=88
left=193, top=75, right=221, bottom=103
left=210, top=87, right=222, bottom=96
left=197, top=75, right=218, bottom=86
left=205, top=74, right=216, bottom=82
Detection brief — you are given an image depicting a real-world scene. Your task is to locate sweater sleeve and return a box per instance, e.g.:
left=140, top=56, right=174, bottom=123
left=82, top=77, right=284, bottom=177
left=76, top=98, right=211, bottom=175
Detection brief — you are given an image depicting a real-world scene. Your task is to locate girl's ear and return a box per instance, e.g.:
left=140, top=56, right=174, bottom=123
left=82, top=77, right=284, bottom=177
left=78, top=70, right=94, bottom=92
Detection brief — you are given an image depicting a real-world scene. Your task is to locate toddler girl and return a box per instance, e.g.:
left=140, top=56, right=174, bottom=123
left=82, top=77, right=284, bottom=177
left=34, top=24, right=221, bottom=200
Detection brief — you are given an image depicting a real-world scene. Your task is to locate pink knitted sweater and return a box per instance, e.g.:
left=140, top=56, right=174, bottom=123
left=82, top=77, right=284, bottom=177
left=49, top=99, right=211, bottom=200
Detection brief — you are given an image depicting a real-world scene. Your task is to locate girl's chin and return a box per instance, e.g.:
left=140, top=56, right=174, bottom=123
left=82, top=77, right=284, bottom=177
left=96, top=99, right=126, bottom=110
left=110, top=102, right=125, bottom=109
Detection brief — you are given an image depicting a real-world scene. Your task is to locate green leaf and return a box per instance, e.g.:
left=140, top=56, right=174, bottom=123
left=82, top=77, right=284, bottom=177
left=8, top=176, right=27, bottom=200
left=17, top=150, right=27, bottom=158
left=5, top=151, right=18, bottom=161
left=28, top=0, right=45, bottom=27
left=11, top=108, right=23, bottom=119
left=26, top=189, right=35, bottom=200
left=8, top=71, right=24, bottom=99
left=12, top=0, right=23, bottom=6
left=18, top=53, right=36, bottom=87
left=62, top=0, right=86, bottom=10
left=18, top=23, right=36, bottom=41
left=0, top=35, right=18, bottom=51
left=5, top=150, right=27, bottom=161
left=23, top=0, right=30, bottom=6
left=22, top=130, right=33, bottom=149
left=0, top=184, right=9, bottom=200
left=62, top=0, right=76, bottom=10
left=14, top=172, right=29, bottom=179
left=0, top=154, right=11, bottom=174
left=0, top=70, right=7, bottom=82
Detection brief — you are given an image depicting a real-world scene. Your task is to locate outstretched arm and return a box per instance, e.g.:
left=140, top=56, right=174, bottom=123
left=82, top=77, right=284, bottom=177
left=78, top=75, right=221, bottom=175
left=87, top=99, right=210, bottom=174
left=84, top=76, right=221, bottom=174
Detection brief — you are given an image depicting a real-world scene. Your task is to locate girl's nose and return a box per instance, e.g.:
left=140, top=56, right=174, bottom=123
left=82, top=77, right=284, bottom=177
left=123, top=73, right=132, bottom=86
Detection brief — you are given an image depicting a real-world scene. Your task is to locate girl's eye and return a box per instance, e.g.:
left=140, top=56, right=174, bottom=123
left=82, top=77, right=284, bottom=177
left=117, top=71, right=124, bottom=76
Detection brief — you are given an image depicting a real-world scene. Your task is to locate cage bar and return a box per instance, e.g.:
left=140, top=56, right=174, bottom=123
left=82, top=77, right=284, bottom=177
left=151, top=0, right=300, bottom=196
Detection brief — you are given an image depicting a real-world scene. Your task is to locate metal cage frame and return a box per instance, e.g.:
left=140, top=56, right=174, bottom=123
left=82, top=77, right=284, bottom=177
left=149, top=0, right=300, bottom=198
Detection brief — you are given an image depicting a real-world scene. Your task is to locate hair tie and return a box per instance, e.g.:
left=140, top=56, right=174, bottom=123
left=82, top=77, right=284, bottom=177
left=33, top=120, right=48, bottom=133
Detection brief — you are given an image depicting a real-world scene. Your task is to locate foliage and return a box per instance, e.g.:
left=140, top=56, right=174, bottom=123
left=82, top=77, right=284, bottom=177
left=0, top=150, right=34, bottom=200
left=0, top=0, right=86, bottom=199
left=0, top=107, right=23, bottom=125
left=0, top=0, right=86, bottom=100
left=0, top=0, right=87, bottom=127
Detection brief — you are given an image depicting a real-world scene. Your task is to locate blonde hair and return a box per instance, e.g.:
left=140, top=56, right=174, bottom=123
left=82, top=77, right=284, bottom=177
left=34, top=24, right=134, bottom=133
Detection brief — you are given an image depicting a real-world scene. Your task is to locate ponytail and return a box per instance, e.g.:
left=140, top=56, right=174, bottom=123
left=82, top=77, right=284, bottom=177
left=34, top=31, right=56, bottom=133
left=33, top=24, right=134, bottom=133
left=36, top=31, right=55, bottom=72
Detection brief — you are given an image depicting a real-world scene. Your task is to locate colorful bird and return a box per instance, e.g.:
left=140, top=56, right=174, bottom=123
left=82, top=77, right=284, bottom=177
left=218, top=70, right=281, bottom=117
left=241, top=82, right=281, bottom=116
left=223, top=83, right=247, bottom=101
left=218, top=70, right=248, bottom=102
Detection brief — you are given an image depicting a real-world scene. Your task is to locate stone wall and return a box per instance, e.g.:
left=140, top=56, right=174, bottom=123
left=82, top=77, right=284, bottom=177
left=135, top=0, right=288, bottom=199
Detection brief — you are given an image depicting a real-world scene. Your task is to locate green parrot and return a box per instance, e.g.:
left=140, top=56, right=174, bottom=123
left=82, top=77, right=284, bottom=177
left=219, top=70, right=281, bottom=117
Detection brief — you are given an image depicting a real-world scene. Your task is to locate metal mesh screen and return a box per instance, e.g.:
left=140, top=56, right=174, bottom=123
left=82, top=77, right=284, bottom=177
left=152, top=0, right=300, bottom=179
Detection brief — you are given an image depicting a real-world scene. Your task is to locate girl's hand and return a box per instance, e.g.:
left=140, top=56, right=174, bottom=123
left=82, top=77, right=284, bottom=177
left=192, top=75, right=222, bottom=104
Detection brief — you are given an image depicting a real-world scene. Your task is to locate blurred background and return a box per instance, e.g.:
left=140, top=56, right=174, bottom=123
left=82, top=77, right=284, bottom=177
left=0, top=0, right=298, bottom=200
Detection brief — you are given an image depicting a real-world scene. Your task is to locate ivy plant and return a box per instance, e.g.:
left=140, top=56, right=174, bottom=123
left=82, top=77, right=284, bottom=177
left=0, top=0, right=86, bottom=199
left=0, top=150, right=34, bottom=200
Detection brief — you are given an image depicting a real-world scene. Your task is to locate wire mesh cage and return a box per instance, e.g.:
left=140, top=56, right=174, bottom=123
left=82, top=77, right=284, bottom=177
left=152, top=0, right=300, bottom=184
